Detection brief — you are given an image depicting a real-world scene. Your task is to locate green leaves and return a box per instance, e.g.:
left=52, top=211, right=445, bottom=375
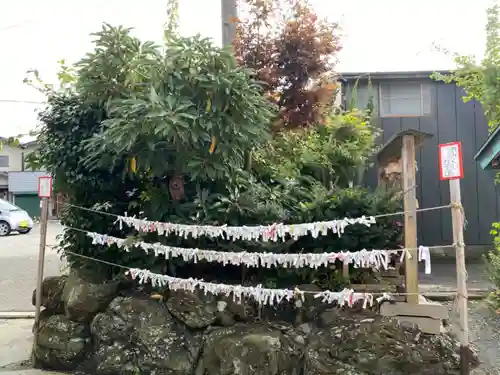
left=76, top=29, right=275, bottom=180
left=32, top=21, right=400, bottom=292
left=253, top=110, right=378, bottom=187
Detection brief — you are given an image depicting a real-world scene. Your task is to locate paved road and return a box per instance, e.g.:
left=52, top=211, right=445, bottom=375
left=0, top=223, right=63, bottom=312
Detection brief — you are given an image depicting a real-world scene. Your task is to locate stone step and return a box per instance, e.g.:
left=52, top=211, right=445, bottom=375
left=380, top=300, right=449, bottom=320
left=380, top=269, right=401, bottom=278
left=393, top=315, right=445, bottom=335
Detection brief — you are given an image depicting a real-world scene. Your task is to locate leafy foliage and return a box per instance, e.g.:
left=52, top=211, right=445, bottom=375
left=486, top=222, right=500, bottom=312
left=233, top=0, right=342, bottom=129
left=164, top=0, right=180, bottom=36
left=79, top=26, right=275, bottom=181
left=253, top=109, right=379, bottom=187
left=32, top=24, right=401, bottom=292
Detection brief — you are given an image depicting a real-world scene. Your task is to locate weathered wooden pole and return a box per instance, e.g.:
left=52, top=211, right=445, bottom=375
left=32, top=197, right=49, bottom=365
left=401, top=134, right=419, bottom=304
left=32, top=176, right=52, bottom=366
left=439, top=141, right=469, bottom=374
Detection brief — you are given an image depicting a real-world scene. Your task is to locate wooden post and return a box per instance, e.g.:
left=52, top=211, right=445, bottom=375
left=401, top=135, right=419, bottom=304
left=31, top=197, right=49, bottom=365
left=342, top=262, right=350, bottom=280
left=449, top=179, right=470, bottom=375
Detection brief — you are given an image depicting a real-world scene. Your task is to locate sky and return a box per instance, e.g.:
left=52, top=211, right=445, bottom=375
left=0, top=0, right=492, bottom=137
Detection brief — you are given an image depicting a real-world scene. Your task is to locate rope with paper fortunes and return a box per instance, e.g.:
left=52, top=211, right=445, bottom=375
left=51, top=200, right=461, bottom=308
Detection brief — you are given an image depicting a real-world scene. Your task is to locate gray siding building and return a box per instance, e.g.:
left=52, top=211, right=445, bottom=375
left=341, top=71, right=498, bottom=247
left=8, top=171, right=51, bottom=218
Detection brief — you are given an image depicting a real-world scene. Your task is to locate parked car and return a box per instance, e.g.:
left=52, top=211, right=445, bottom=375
left=0, top=198, right=34, bottom=236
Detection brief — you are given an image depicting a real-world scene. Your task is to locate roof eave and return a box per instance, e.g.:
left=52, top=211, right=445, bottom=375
left=339, top=70, right=452, bottom=82
left=473, top=125, right=500, bottom=162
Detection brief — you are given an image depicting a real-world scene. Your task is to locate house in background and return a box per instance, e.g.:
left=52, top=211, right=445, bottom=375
left=341, top=71, right=497, bottom=252
left=0, top=138, right=53, bottom=218
left=474, top=124, right=500, bottom=170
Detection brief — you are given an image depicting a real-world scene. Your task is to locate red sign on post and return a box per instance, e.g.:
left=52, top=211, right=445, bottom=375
left=438, top=142, right=464, bottom=180
left=38, top=176, right=53, bottom=198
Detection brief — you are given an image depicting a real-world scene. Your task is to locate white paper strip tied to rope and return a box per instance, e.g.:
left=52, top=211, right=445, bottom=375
left=114, top=214, right=376, bottom=241
left=126, top=268, right=393, bottom=307
left=418, top=246, right=432, bottom=275
left=87, top=232, right=406, bottom=270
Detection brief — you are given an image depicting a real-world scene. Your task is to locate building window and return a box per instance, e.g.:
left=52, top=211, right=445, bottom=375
left=0, top=156, right=9, bottom=168
left=379, top=82, right=431, bottom=117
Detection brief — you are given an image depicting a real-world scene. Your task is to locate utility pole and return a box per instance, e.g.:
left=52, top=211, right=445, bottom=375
left=221, top=0, right=238, bottom=46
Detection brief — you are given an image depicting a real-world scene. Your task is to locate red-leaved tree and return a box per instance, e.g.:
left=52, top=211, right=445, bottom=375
left=233, top=0, right=342, bottom=130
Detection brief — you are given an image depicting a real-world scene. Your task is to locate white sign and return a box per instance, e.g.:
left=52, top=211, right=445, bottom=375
left=38, top=176, right=53, bottom=198
left=438, top=142, right=464, bottom=180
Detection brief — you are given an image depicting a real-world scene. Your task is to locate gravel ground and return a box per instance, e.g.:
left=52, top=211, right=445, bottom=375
left=444, top=300, right=500, bottom=374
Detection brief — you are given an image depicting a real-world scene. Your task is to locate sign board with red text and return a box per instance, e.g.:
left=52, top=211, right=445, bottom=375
left=438, top=142, right=464, bottom=180
left=38, top=176, right=53, bottom=198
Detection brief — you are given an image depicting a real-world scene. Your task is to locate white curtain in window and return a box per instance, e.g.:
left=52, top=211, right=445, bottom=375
left=380, top=82, right=431, bottom=116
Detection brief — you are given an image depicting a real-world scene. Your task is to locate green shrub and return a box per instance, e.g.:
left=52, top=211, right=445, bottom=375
left=32, top=24, right=402, bottom=294
left=486, top=222, right=500, bottom=312
left=253, top=110, right=379, bottom=188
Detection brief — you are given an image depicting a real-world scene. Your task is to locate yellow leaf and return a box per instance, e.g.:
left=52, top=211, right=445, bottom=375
left=130, top=157, right=137, bottom=173
left=206, top=98, right=212, bottom=113
left=150, top=293, right=164, bottom=301
left=209, top=136, right=217, bottom=154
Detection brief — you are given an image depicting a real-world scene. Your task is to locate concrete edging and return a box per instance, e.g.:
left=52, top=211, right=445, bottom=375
left=0, top=312, right=35, bottom=319
left=423, top=292, right=489, bottom=302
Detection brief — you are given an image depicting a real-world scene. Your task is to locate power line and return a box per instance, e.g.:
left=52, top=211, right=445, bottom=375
left=0, top=19, right=38, bottom=32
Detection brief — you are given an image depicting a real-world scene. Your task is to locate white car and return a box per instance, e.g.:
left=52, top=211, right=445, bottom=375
left=0, top=198, right=34, bottom=236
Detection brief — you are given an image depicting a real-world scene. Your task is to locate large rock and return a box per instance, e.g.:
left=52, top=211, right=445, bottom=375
left=165, top=289, right=257, bottom=328
left=32, top=275, right=67, bottom=313
left=195, top=323, right=305, bottom=375
left=166, top=289, right=218, bottom=329
left=62, top=269, right=119, bottom=323
left=30, top=287, right=481, bottom=374
left=304, top=308, right=479, bottom=375
left=33, top=311, right=91, bottom=371
left=91, top=296, right=203, bottom=375
left=262, top=283, right=325, bottom=324
left=215, top=294, right=257, bottom=326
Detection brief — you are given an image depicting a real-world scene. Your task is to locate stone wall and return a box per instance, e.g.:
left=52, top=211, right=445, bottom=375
left=32, top=269, right=478, bottom=375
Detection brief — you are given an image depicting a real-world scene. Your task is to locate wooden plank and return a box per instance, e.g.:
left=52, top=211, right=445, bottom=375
left=402, top=134, right=419, bottom=304
left=349, top=284, right=397, bottom=293
left=401, top=117, right=423, bottom=245
left=394, top=316, right=443, bottom=335
left=380, top=269, right=401, bottom=278
left=32, top=197, right=50, bottom=366
left=342, top=263, right=350, bottom=280
left=380, top=301, right=448, bottom=319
